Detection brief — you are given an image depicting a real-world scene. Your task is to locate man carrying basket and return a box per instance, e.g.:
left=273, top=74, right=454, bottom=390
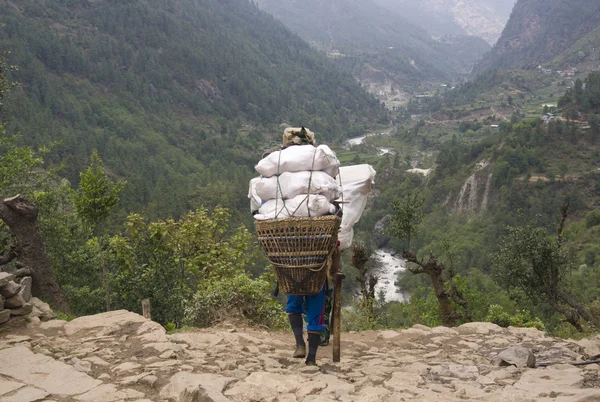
left=251, top=127, right=343, bottom=366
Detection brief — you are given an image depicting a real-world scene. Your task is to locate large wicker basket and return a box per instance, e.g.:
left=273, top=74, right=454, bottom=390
left=255, top=215, right=341, bottom=295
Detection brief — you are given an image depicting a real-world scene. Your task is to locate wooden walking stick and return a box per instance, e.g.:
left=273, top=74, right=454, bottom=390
left=331, top=247, right=345, bottom=362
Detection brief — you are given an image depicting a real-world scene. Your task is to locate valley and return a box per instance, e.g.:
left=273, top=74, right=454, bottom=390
left=0, top=0, right=599, bottom=347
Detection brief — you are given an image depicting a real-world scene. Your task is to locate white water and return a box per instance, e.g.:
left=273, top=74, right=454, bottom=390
left=373, top=250, right=407, bottom=303
left=346, top=135, right=368, bottom=146
left=345, top=131, right=393, bottom=148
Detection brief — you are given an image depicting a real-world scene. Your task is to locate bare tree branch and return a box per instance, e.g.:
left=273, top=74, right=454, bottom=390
left=556, top=203, right=570, bottom=245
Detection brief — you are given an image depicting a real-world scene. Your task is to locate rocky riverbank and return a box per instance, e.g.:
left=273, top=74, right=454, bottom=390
left=1, top=311, right=599, bottom=401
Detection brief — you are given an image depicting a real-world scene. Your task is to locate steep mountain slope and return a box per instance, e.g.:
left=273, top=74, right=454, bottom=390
left=254, top=0, right=491, bottom=88
left=373, top=0, right=517, bottom=45
left=476, top=0, right=600, bottom=72
left=0, top=0, right=385, bottom=219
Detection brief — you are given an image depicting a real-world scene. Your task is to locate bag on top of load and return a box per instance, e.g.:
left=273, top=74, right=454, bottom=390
left=248, top=177, right=262, bottom=213
left=335, top=164, right=376, bottom=250
left=255, top=144, right=340, bottom=178
left=255, top=171, right=342, bottom=202
left=253, top=194, right=337, bottom=221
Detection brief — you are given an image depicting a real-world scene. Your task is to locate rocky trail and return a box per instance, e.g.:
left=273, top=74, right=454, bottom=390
left=1, top=311, right=600, bottom=401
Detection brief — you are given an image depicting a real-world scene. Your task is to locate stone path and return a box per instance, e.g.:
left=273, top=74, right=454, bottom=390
left=1, top=311, right=600, bottom=401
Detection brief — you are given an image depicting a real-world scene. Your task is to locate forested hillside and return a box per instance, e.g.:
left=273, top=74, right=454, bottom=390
left=476, top=0, right=600, bottom=72
left=0, top=0, right=385, bottom=220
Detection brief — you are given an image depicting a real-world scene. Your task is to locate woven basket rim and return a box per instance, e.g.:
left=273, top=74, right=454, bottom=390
left=255, top=215, right=341, bottom=224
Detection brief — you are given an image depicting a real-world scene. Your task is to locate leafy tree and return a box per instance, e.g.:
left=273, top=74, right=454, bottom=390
left=73, top=150, right=125, bottom=311
left=387, top=192, right=471, bottom=327
left=388, top=192, right=424, bottom=250
left=493, top=205, right=600, bottom=331
left=109, top=206, right=280, bottom=327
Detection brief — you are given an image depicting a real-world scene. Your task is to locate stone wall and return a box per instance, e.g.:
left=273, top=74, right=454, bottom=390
left=0, top=272, right=55, bottom=325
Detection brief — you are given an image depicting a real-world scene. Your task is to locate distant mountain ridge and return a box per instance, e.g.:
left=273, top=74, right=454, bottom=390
left=254, top=0, right=491, bottom=93
left=476, top=0, right=600, bottom=72
left=373, top=0, right=516, bottom=45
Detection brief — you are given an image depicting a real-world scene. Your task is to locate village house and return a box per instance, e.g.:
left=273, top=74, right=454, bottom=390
left=542, top=113, right=557, bottom=124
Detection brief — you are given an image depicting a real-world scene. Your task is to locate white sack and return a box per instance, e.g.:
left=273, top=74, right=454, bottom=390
left=254, top=194, right=337, bottom=221
left=335, top=164, right=376, bottom=250
left=338, top=226, right=354, bottom=252
left=255, top=171, right=342, bottom=202
left=255, top=145, right=340, bottom=178
left=248, top=177, right=262, bottom=213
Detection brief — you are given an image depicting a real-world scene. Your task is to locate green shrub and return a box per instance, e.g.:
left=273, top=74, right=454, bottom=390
left=585, top=210, right=600, bottom=228
left=485, top=304, right=545, bottom=331
left=184, top=272, right=286, bottom=329
left=341, top=300, right=380, bottom=332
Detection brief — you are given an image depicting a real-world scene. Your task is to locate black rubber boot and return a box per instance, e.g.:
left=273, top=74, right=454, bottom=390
left=306, top=332, right=320, bottom=365
left=289, top=313, right=306, bottom=358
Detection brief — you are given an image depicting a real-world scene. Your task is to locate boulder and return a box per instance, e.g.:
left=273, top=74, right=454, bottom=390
left=372, top=215, right=392, bottom=248
left=457, top=322, right=503, bottom=335
left=495, top=346, right=536, bottom=368
left=0, top=281, right=22, bottom=299
left=160, top=372, right=235, bottom=402
left=64, top=310, right=146, bottom=336
left=10, top=303, right=33, bottom=316
left=0, top=295, right=3, bottom=310
left=224, top=372, right=309, bottom=401
left=30, top=297, right=57, bottom=321
left=19, top=276, right=32, bottom=301
left=0, top=309, right=10, bottom=324
left=39, top=319, right=67, bottom=330
left=5, top=293, right=26, bottom=309
left=0, top=272, right=15, bottom=287
left=574, top=337, right=600, bottom=358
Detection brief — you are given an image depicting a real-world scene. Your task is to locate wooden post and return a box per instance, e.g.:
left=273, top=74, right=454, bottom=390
left=142, top=299, right=151, bottom=320
left=332, top=271, right=345, bottom=362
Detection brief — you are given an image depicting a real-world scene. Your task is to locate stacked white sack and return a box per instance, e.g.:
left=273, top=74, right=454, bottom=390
left=253, top=194, right=337, bottom=221
left=251, top=144, right=341, bottom=220
left=255, top=144, right=340, bottom=178
left=248, top=177, right=262, bottom=213
left=335, top=164, right=376, bottom=250
left=255, top=171, right=342, bottom=202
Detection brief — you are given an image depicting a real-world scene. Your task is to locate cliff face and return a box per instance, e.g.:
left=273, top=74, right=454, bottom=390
left=1, top=311, right=600, bottom=401
left=454, top=161, right=494, bottom=214
left=476, top=0, right=600, bottom=72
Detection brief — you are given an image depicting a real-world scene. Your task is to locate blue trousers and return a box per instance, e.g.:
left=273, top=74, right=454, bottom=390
left=285, top=286, right=326, bottom=332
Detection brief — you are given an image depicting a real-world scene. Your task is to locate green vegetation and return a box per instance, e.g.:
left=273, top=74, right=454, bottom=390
left=344, top=68, right=600, bottom=336
left=0, top=0, right=385, bottom=222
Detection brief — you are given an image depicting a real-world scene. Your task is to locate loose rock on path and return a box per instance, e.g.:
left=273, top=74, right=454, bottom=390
left=1, top=310, right=600, bottom=401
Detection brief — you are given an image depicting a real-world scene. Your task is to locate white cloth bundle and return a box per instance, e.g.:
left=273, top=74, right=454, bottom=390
left=255, top=145, right=340, bottom=178
left=253, top=194, right=337, bottom=221
left=255, top=171, right=342, bottom=202
left=248, top=177, right=262, bottom=213
left=335, top=164, right=376, bottom=250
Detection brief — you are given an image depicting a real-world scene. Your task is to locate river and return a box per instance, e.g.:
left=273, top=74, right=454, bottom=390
left=346, top=132, right=408, bottom=303
left=373, top=250, right=407, bottom=303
